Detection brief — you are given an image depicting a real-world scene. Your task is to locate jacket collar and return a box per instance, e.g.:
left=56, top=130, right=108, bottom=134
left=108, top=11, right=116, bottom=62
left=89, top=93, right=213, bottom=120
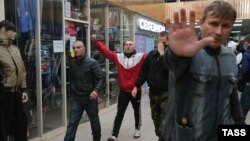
left=197, top=32, right=221, bottom=56
left=0, top=39, right=12, bottom=46
left=124, top=50, right=136, bottom=58
left=204, top=46, right=221, bottom=56
left=75, top=54, right=86, bottom=62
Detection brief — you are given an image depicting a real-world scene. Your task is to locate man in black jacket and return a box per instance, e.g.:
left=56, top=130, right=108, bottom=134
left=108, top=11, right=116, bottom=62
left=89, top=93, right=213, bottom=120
left=64, top=41, right=104, bottom=141
left=132, top=31, right=169, bottom=141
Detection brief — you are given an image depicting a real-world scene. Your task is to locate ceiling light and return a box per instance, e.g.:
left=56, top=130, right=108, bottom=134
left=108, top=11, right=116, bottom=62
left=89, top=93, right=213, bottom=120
left=235, top=19, right=243, bottom=23
left=231, top=31, right=241, bottom=33
left=233, top=23, right=242, bottom=26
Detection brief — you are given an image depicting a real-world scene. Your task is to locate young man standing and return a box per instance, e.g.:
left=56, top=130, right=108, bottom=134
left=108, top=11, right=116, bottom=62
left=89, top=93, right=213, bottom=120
left=162, top=1, right=245, bottom=141
left=91, top=36, right=147, bottom=141
left=64, top=41, right=104, bottom=141
left=132, top=31, right=169, bottom=141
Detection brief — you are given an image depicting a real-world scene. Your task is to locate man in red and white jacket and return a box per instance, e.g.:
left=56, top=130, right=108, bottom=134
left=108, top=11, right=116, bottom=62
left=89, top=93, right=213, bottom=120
left=91, top=35, right=147, bottom=141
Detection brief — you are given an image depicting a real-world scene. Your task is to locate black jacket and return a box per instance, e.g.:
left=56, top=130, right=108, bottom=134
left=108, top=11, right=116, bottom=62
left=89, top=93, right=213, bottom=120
left=136, top=49, right=169, bottom=93
left=69, top=55, right=104, bottom=99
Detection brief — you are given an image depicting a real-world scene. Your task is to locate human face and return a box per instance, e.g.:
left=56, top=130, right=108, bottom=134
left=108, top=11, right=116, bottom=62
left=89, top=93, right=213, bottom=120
left=124, top=41, right=135, bottom=54
left=243, top=41, right=249, bottom=51
left=200, top=12, right=234, bottom=49
left=6, top=30, right=16, bottom=40
left=73, top=41, right=85, bottom=58
left=158, top=35, right=168, bottom=46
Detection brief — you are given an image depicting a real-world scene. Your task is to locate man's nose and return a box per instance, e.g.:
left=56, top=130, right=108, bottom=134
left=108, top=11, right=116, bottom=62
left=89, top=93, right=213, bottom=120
left=215, top=26, right=222, bottom=35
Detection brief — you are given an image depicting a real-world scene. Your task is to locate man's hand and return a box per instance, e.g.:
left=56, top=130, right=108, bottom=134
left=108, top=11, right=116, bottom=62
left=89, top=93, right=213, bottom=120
left=157, top=42, right=165, bottom=56
left=22, top=92, right=28, bottom=103
left=131, top=87, right=137, bottom=98
left=166, top=8, right=214, bottom=57
left=90, top=90, right=98, bottom=100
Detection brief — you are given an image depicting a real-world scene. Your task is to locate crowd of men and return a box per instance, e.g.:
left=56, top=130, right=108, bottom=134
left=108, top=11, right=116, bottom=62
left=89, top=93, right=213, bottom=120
left=1, top=1, right=249, bottom=141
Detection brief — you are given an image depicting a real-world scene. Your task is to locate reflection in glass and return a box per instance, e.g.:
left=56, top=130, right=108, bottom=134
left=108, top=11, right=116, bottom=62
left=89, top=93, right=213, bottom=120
left=90, top=3, right=108, bottom=103
left=108, top=7, right=121, bottom=98
left=41, top=0, right=63, bottom=134
left=65, top=0, right=89, bottom=125
left=4, top=0, right=38, bottom=139
left=122, top=11, right=133, bottom=43
left=65, top=0, right=88, bottom=21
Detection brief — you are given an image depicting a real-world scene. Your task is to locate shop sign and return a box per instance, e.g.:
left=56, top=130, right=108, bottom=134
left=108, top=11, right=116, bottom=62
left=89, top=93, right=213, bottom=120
left=138, top=18, right=165, bottom=33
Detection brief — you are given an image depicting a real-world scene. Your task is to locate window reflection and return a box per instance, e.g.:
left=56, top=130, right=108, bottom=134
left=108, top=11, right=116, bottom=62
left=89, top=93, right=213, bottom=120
left=41, top=0, right=63, bottom=135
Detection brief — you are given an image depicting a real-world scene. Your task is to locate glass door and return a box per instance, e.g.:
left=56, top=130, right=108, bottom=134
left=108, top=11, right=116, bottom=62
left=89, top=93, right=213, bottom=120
left=4, top=0, right=39, bottom=139
left=40, top=0, right=64, bottom=134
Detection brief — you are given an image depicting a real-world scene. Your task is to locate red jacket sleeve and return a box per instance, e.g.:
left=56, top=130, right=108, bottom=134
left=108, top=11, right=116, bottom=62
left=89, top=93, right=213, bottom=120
left=95, top=41, right=117, bottom=62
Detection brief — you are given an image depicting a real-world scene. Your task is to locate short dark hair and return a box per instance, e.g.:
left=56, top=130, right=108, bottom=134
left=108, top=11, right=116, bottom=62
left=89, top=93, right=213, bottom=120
left=159, top=31, right=168, bottom=37
left=0, top=20, right=16, bottom=32
left=202, top=0, right=236, bottom=23
left=124, top=40, right=133, bottom=45
left=73, top=40, right=85, bottom=47
left=244, top=34, right=250, bottom=43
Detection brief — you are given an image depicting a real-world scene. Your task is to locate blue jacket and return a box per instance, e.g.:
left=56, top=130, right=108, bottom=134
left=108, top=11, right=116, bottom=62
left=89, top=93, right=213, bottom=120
left=162, top=46, right=245, bottom=141
left=241, top=46, right=250, bottom=82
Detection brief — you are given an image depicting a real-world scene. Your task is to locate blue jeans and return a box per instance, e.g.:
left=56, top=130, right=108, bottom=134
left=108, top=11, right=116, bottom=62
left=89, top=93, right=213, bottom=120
left=64, top=98, right=101, bottom=141
left=240, top=84, right=250, bottom=117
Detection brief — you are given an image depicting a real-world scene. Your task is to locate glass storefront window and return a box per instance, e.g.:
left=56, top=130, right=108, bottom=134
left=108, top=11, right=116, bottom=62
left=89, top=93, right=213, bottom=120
left=4, top=0, right=39, bottom=139
left=65, top=0, right=88, bottom=21
left=122, top=11, right=133, bottom=43
left=90, top=3, right=122, bottom=105
left=90, top=2, right=108, bottom=104
left=40, top=0, right=63, bottom=135
left=65, top=0, right=89, bottom=124
left=108, top=6, right=120, bottom=99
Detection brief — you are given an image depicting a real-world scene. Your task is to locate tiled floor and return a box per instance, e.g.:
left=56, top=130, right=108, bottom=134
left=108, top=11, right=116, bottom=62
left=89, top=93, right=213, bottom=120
left=49, top=93, right=250, bottom=141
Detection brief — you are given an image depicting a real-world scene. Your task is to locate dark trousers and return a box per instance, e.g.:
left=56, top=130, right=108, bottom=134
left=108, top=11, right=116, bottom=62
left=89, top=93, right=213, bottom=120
left=64, top=98, right=101, bottom=141
left=111, top=91, right=141, bottom=137
left=149, top=91, right=168, bottom=137
left=0, top=91, right=27, bottom=141
left=0, top=93, right=6, bottom=141
left=240, top=84, right=250, bottom=117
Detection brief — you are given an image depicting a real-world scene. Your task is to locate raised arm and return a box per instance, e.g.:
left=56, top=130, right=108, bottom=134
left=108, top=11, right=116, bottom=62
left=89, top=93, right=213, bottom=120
left=166, top=9, right=214, bottom=57
left=91, top=35, right=117, bottom=62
